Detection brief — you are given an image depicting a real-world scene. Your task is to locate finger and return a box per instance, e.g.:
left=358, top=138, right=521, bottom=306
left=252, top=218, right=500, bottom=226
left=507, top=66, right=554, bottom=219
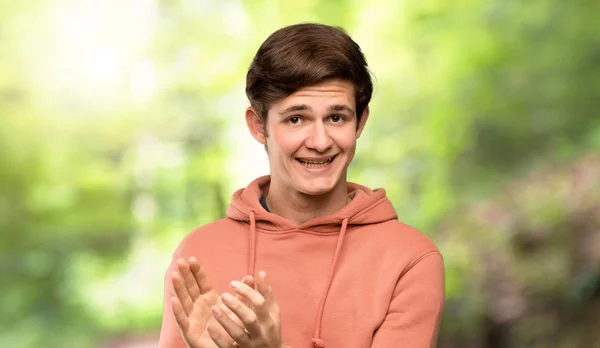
left=257, top=271, right=279, bottom=312
left=219, top=275, right=255, bottom=328
left=189, top=257, right=214, bottom=295
left=221, top=292, right=262, bottom=338
left=256, top=271, right=274, bottom=302
left=235, top=275, right=255, bottom=307
left=242, top=275, right=255, bottom=288
left=178, top=258, right=201, bottom=300
left=256, top=271, right=281, bottom=334
left=230, top=280, right=272, bottom=325
left=172, top=269, right=194, bottom=315
left=211, top=303, right=251, bottom=347
left=207, top=324, right=235, bottom=348
left=171, top=296, right=190, bottom=332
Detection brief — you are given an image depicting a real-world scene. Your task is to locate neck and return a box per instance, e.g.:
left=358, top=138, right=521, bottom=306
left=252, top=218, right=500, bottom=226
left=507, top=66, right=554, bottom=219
left=266, top=177, right=350, bottom=226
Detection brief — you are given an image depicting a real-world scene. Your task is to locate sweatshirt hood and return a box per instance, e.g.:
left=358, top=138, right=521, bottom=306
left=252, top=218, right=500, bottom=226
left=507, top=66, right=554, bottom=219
left=225, top=175, right=398, bottom=348
left=226, top=175, right=398, bottom=232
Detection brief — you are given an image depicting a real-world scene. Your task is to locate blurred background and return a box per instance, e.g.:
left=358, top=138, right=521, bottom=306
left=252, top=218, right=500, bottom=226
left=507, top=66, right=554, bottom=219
left=1, top=0, right=599, bottom=347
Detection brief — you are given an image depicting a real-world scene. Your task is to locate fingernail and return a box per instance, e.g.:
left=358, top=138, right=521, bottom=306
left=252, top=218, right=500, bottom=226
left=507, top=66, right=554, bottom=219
left=211, top=305, right=222, bottom=316
left=222, top=293, right=233, bottom=303
left=259, top=270, right=266, bottom=279
left=230, top=280, right=241, bottom=289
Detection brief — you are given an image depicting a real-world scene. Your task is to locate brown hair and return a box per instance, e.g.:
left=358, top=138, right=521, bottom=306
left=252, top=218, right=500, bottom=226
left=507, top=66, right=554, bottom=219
left=246, top=23, right=373, bottom=131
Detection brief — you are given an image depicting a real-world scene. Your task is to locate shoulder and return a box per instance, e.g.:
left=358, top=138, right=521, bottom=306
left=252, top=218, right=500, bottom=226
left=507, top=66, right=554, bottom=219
left=360, top=219, right=443, bottom=267
left=172, top=218, right=244, bottom=256
left=376, top=219, right=439, bottom=251
left=382, top=221, right=445, bottom=285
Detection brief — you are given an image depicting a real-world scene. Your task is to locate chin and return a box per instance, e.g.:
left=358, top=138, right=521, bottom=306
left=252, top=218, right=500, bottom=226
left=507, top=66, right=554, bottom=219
left=299, top=186, right=332, bottom=196
left=295, top=177, right=339, bottom=196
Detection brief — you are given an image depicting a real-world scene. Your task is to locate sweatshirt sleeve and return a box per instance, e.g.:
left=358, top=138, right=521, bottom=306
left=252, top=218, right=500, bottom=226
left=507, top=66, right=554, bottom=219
left=371, top=251, right=445, bottom=348
left=157, top=254, right=188, bottom=348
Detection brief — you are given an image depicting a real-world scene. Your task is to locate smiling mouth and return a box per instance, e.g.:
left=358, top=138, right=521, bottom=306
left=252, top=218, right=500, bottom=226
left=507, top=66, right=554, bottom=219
left=296, top=155, right=337, bottom=168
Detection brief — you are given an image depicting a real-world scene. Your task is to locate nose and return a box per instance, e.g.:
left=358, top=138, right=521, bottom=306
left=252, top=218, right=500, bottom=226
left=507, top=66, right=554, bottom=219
left=305, top=121, right=333, bottom=153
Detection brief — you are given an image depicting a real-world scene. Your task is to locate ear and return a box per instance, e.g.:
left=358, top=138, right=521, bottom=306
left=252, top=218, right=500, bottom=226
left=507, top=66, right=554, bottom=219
left=245, top=107, right=267, bottom=144
left=355, top=105, right=370, bottom=139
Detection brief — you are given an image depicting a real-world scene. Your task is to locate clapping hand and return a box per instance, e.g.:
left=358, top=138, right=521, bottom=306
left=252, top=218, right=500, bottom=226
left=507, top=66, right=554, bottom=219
left=170, top=257, right=254, bottom=348
left=171, top=258, right=285, bottom=348
left=207, top=270, right=285, bottom=348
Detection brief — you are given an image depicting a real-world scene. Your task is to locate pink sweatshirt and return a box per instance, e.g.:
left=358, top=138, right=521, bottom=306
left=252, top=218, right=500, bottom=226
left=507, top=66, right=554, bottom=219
left=158, top=176, right=444, bottom=348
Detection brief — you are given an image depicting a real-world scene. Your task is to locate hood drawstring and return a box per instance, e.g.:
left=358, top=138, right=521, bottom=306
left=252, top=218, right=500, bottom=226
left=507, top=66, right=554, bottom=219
left=248, top=210, right=257, bottom=277
left=311, top=217, right=350, bottom=348
left=246, top=212, right=349, bottom=348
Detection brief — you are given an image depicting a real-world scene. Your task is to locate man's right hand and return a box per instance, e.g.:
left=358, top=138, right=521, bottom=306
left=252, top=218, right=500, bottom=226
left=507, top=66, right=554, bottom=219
left=171, top=257, right=253, bottom=348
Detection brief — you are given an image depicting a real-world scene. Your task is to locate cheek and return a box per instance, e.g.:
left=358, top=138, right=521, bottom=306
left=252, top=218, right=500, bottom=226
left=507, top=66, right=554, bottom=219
left=333, top=130, right=358, bottom=152
left=271, top=131, right=304, bottom=155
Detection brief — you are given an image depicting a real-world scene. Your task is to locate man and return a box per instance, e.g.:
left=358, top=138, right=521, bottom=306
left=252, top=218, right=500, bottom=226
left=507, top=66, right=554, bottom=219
left=158, top=23, right=445, bottom=348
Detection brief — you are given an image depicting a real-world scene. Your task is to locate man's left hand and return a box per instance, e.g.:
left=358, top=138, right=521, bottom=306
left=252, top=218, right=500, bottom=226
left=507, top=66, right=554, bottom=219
left=207, top=270, right=285, bottom=348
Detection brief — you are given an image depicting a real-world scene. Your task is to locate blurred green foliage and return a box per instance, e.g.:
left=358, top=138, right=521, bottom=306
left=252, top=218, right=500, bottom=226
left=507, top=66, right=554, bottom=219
left=1, top=0, right=599, bottom=347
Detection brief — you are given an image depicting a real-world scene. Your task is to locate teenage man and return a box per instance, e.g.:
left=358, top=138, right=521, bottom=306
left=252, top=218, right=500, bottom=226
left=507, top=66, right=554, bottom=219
left=158, top=23, right=445, bottom=348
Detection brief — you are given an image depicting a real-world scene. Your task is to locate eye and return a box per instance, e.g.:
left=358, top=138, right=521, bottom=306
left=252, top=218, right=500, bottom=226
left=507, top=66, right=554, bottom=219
left=330, top=114, right=344, bottom=123
left=288, top=116, right=300, bottom=124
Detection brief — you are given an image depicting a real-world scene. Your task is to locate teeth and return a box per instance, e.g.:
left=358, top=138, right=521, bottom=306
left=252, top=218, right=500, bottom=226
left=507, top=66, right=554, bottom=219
left=298, top=158, right=333, bottom=168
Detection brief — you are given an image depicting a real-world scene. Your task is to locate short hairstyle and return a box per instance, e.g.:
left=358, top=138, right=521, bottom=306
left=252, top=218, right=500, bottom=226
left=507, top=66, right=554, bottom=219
left=246, top=23, right=373, bottom=130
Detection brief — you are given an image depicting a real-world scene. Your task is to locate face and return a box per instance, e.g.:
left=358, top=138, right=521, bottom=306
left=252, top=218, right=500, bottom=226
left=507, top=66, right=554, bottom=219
left=246, top=79, right=369, bottom=196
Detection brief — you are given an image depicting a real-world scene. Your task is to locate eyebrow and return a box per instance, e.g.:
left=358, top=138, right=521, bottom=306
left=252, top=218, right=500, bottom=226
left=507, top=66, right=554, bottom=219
left=278, top=104, right=311, bottom=115
left=278, top=104, right=355, bottom=115
left=328, top=104, right=355, bottom=113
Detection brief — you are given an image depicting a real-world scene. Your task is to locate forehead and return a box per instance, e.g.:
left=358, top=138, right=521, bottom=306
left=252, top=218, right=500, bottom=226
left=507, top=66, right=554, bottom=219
left=272, top=80, right=355, bottom=111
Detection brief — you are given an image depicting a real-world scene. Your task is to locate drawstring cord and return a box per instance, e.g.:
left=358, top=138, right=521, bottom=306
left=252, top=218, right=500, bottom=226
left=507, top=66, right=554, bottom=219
left=247, top=211, right=349, bottom=348
left=248, top=210, right=257, bottom=277
left=311, top=217, right=350, bottom=348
